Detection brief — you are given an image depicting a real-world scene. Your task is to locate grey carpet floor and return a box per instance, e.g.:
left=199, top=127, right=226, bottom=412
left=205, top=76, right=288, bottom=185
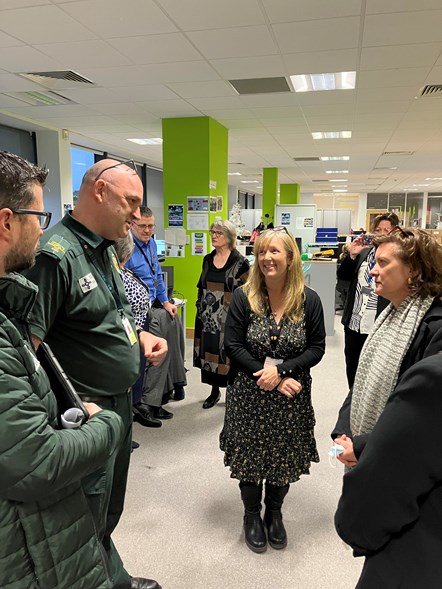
left=114, top=315, right=363, bottom=588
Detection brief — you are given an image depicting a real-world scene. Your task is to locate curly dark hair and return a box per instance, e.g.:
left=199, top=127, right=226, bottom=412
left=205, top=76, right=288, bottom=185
left=371, top=212, right=399, bottom=232
left=374, top=227, right=442, bottom=299
left=0, top=150, right=48, bottom=210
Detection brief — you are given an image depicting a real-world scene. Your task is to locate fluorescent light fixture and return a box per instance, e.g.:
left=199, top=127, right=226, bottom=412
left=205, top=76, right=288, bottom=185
left=312, top=131, right=352, bottom=139
left=412, top=184, right=430, bottom=187
left=290, top=71, right=356, bottom=93
left=329, top=179, right=347, bottom=182
left=127, top=138, right=163, bottom=145
left=320, top=156, right=350, bottom=161
left=426, top=177, right=442, bottom=180
left=333, top=189, right=348, bottom=193
left=332, top=185, right=347, bottom=188
left=326, top=170, right=349, bottom=174
left=241, top=180, right=259, bottom=184
left=228, top=172, right=242, bottom=176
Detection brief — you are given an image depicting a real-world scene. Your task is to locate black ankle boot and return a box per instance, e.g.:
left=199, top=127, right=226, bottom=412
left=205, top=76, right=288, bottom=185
left=240, top=481, right=267, bottom=553
left=264, top=508, right=287, bottom=549
left=264, top=483, right=289, bottom=549
left=243, top=511, right=267, bottom=553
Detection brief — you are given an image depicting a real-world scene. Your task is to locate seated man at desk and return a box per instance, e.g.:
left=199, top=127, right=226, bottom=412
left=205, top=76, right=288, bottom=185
left=126, top=207, right=187, bottom=428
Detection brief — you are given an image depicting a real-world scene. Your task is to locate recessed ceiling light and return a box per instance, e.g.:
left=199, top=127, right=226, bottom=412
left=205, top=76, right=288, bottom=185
left=333, top=189, right=348, bottom=193
left=228, top=172, right=242, bottom=176
left=412, top=184, right=430, bottom=187
left=326, top=170, right=349, bottom=174
left=312, top=131, right=352, bottom=139
left=329, top=179, right=347, bottom=182
left=320, top=156, right=350, bottom=161
left=241, top=180, right=259, bottom=184
left=426, top=177, right=442, bottom=180
left=290, top=71, right=356, bottom=93
left=127, top=138, right=163, bottom=145
left=332, top=185, right=347, bottom=188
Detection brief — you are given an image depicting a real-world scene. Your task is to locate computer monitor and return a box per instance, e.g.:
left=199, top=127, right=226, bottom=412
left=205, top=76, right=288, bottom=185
left=155, top=239, right=166, bottom=257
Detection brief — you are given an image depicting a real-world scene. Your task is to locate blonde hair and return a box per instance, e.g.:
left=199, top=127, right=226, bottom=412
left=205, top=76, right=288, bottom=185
left=244, top=229, right=305, bottom=322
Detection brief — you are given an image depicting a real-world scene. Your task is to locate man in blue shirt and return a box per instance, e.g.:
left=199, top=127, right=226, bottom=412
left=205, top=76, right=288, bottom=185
left=126, top=207, right=186, bottom=427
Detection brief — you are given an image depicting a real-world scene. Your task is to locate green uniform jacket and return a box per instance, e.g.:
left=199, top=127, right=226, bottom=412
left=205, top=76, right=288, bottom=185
left=0, top=273, right=124, bottom=589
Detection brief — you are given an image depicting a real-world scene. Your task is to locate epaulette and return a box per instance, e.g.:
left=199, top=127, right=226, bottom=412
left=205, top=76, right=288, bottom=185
left=40, top=235, right=72, bottom=260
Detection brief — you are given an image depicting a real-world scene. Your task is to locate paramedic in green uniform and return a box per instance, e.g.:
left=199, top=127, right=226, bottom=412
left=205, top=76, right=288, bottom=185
left=24, top=160, right=167, bottom=589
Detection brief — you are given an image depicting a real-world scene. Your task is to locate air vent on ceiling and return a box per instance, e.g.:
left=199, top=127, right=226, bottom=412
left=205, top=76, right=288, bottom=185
left=19, top=70, right=94, bottom=90
left=382, top=151, right=414, bottom=156
left=293, top=157, right=320, bottom=162
left=417, top=84, right=442, bottom=98
left=228, top=162, right=245, bottom=166
left=229, top=77, right=291, bottom=95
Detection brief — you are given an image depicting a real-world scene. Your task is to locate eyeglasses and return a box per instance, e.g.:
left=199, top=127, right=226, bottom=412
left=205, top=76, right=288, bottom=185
left=132, top=221, right=155, bottom=231
left=209, top=230, right=224, bottom=237
left=94, top=159, right=137, bottom=181
left=11, top=208, right=52, bottom=230
left=261, top=226, right=289, bottom=235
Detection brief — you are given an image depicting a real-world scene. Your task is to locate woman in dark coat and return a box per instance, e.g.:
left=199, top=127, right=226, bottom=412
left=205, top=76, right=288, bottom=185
left=193, top=220, right=249, bottom=409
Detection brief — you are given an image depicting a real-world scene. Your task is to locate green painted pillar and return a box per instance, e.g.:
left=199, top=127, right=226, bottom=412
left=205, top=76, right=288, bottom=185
left=280, top=183, right=300, bottom=204
left=262, top=168, right=278, bottom=226
left=162, top=116, right=228, bottom=330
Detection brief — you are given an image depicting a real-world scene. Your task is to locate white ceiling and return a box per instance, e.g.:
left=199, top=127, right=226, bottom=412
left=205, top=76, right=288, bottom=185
left=0, top=0, right=442, bottom=195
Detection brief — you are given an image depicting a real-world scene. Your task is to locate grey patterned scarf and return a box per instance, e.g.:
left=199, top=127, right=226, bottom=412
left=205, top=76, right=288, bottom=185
left=350, top=294, right=434, bottom=436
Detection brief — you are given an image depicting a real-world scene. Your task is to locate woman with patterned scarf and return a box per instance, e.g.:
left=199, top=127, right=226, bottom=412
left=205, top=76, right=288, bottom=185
left=332, top=227, right=442, bottom=465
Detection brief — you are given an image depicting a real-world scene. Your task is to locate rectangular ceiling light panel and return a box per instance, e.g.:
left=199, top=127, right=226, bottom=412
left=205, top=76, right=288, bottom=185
left=290, top=71, right=356, bottom=93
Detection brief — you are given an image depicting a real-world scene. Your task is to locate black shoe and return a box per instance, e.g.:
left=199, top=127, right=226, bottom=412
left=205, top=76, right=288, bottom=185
left=172, top=385, right=185, bottom=401
left=133, top=405, right=162, bottom=428
left=243, top=512, right=267, bottom=553
left=131, top=577, right=162, bottom=589
left=264, top=509, right=287, bottom=549
left=202, top=392, right=221, bottom=409
left=131, top=440, right=140, bottom=450
left=153, top=406, right=174, bottom=420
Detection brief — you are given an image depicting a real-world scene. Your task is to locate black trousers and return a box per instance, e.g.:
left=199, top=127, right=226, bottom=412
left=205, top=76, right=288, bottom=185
left=344, top=327, right=368, bottom=389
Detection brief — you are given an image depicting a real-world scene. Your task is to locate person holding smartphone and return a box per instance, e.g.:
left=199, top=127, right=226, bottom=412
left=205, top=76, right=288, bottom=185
left=337, top=213, right=399, bottom=388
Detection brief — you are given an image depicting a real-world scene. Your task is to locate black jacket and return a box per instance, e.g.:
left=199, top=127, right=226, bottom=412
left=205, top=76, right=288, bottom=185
left=335, top=354, right=442, bottom=589
left=331, top=298, right=442, bottom=457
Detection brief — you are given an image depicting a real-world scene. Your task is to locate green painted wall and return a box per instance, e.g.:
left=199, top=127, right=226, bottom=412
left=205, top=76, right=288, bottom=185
left=162, top=117, right=228, bottom=329
left=262, top=168, right=278, bottom=225
left=280, top=183, right=300, bottom=204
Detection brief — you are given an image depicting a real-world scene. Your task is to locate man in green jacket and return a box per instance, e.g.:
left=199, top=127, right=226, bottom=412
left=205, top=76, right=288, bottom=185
left=0, top=150, right=124, bottom=588
left=24, top=158, right=166, bottom=589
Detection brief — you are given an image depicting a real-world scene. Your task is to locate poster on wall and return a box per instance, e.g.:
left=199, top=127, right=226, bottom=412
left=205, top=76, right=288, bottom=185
left=166, top=244, right=185, bottom=258
left=187, top=213, right=209, bottom=230
left=192, top=232, right=207, bottom=256
left=281, top=212, right=291, bottom=225
left=187, top=197, right=209, bottom=212
left=209, top=196, right=217, bottom=212
left=168, top=204, right=184, bottom=227
left=216, top=196, right=223, bottom=212
left=296, top=217, right=314, bottom=229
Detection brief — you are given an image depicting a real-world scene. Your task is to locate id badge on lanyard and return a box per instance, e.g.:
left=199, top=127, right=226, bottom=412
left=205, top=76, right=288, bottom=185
left=121, top=314, right=137, bottom=346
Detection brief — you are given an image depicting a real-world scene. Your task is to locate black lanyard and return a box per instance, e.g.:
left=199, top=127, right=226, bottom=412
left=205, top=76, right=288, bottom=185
left=78, top=238, right=125, bottom=314
left=135, top=241, right=156, bottom=276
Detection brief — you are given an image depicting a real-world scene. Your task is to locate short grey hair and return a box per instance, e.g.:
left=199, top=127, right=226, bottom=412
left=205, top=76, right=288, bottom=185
left=114, top=233, right=135, bottom=265
left=210, top=219, right=237, bottom=250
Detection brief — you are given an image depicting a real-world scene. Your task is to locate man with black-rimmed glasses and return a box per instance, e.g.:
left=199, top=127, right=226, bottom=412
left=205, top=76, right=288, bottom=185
left=24, top=159, right=166, bottom=589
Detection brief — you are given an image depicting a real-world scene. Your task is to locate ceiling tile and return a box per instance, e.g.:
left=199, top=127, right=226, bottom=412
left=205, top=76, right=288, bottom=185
left=0, top=45, right=60, bottom=72
left=0, top=30, right=24, bottom=47
left=35, top=40, right=131, bottom=68
left=283, top=49, right=358, bottom=75
left=363, top=11, right=442, bottom=46
left=61, top=84, right=178, bottom=103
left=361, top=43, right=442, bottom=70
left=167, top=81, right=236, bottom=99
left=367, top=0, right=442, bottom=13
left=273, top=17, right=360, bottom=53
left=210, top=55, right=285, bottom=79
left=62, top=0, right=177, bottom=37
left=262, top=0, right=362, bottom=23
left=107, top=34, right=203, bottom=64
left=0, top=0, right=49, bottom=8
left=358, top=67, right=431, bottom=88
left=0, top=5, right=96, bottom=43
left=187, top=26, right=277, bottom=59
left=158, top=0, right=265, bottom=30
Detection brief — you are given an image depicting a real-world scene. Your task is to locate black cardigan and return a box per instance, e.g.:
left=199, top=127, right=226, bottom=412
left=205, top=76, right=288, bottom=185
left=331, top=298, right=442, bottom=457
left=225, top=286, right=326, bottom=383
